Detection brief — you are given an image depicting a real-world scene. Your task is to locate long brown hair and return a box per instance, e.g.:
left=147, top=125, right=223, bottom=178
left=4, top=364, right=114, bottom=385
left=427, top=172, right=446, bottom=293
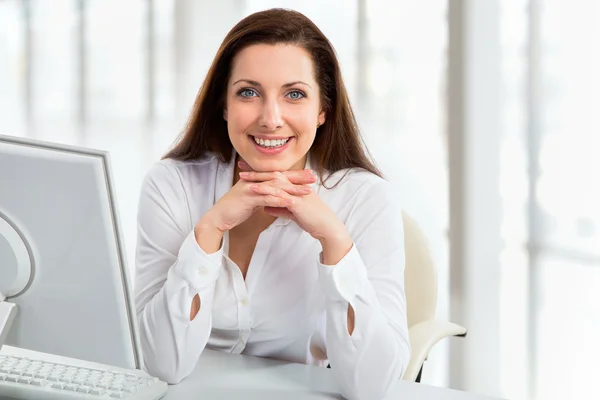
left=163, top=8, right=383, bottom=180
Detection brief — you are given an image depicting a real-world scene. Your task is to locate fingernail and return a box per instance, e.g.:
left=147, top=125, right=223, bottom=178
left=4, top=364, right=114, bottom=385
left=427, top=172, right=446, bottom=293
left=249, top=184, right=258, bottom=190
left=239, top=172, right=249, bottom=177
left=302, top=186, right=312, bottom=193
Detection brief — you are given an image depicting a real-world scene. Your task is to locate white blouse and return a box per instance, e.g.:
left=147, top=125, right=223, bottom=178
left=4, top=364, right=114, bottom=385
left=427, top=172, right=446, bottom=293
left=134, top=151, right=410, bottom=400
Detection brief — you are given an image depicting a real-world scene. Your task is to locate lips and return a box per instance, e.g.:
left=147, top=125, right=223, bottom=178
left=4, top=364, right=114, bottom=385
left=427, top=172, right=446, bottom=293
left=252, top=136, right=291, bottom=148
left=249, top=135, right=293, bottom=155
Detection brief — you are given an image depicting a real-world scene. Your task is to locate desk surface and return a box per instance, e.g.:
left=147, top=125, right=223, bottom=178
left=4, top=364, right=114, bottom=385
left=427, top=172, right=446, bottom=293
left=165, top=349, right=501, bottom=400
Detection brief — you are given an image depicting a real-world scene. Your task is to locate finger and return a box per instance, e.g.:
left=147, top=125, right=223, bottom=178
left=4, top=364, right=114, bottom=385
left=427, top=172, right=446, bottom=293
left=264, top=207, right=295, bottom=219
left=261, top=179, right=312, bottom=196
left=240, top=170, right=316, bottom=185
left=259, top=194, right=294, bottom=208
left=287, top=183, right=312, bottom=196
left=239, top=171, right=282, bottom=182
left=250, top=181, right=311, bottom=197
left=281, top=170, right=317, bottom=185
left=249, top=183, right=295, bottom=200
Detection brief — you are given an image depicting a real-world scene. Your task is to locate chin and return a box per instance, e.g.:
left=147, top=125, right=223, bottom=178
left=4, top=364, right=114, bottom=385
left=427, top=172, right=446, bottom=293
left=247, top=158, right=295, bottom=172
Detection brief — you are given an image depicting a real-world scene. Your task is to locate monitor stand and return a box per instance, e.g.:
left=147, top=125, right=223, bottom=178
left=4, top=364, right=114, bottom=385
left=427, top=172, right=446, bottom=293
left=0, top=301, right=17, bottom=351
left=0, top=213, right=31, bottom=351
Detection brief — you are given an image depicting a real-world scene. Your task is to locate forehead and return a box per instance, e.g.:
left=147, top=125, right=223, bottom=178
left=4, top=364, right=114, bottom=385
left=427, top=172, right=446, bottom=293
left=230, top=44, right=317, bottom=85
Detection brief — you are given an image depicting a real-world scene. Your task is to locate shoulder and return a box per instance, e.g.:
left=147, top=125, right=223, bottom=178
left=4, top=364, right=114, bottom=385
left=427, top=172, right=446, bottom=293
left=321, top=168, right=404, bottom=247
left=139, top=153, right=226, bottom=213
left=141, top=153, right=222, bottom=192
left=137, top=153, right=225, bottom=230
left=319, top=168, right=395, bottom=205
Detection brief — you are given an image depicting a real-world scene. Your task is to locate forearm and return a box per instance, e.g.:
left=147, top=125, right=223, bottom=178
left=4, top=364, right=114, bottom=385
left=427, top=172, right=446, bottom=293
left=320, top=231, right=353, bottom=266
left=190, top=218, right=224, bottom=320
left=138, top=265, right=216, bottom=384
left=321, top=233, right=356, bottom=335
left=137, top=229, right=224, bottom=384
left=318, top=244, right=410, bottom=400
left=194, top=214, right=224, bottom=255
left=134, top=164, right=227, bottom=383
left=325, top=296, right=409, bottom=400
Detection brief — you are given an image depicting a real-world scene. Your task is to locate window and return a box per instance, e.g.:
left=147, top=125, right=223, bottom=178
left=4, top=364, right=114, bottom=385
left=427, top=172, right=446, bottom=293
left=501, top=1, right=600, bottom=398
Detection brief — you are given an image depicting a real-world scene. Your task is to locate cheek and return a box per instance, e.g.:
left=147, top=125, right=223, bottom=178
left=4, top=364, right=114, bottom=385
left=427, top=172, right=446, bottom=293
left=227, top=105, right=255, bottom=133
left=287, top=112, right=317, bottom=138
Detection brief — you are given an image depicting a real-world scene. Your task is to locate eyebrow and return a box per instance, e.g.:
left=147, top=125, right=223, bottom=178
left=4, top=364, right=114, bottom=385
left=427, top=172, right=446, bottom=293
left=232, top=79, right=312, bottom=89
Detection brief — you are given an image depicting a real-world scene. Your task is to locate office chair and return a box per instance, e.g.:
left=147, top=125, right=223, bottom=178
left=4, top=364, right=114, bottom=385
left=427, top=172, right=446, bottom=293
left=401, top=211, right=467, bottom=382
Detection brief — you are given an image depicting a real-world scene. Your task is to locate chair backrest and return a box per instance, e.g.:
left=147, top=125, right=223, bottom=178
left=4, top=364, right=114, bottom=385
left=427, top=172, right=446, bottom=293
left=402, top=211, right=438, bottom=328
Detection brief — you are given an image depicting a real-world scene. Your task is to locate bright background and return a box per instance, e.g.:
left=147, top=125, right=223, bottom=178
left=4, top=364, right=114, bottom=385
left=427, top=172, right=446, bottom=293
left=1, top=1, right=598, bottom=399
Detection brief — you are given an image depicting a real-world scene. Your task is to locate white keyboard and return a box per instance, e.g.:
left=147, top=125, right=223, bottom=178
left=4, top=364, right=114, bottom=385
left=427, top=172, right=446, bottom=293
left=0, top=346, right=167, bottom=399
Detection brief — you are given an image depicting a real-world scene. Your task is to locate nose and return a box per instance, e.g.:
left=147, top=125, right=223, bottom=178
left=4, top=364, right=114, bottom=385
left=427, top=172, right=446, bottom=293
left=258, top=98, right=284, bottom=131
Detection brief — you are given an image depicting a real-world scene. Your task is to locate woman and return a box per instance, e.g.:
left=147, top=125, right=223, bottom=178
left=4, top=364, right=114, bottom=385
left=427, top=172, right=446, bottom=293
left=134, top=8, right=410, bottom=400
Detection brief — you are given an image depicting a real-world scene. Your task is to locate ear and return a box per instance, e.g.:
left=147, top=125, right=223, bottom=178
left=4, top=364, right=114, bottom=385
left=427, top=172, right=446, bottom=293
left=223, top=108, right=228, bottom=121
left=317, top=110, right=325, bottom=127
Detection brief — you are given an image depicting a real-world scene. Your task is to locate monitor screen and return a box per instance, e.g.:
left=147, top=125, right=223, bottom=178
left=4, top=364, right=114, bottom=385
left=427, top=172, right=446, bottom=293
left=0, top=134, right=141, bottom=370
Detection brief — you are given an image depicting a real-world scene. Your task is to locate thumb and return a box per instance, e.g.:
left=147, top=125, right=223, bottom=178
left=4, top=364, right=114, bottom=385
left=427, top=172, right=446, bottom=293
left=264, top=207, right=295, bottom=220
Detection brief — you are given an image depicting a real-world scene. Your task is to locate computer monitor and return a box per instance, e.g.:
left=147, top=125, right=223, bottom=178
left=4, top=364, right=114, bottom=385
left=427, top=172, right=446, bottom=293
left=0, top=134, right=143, bottom=370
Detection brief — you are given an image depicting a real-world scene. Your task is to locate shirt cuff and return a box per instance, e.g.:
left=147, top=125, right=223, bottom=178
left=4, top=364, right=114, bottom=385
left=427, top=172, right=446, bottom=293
left=176, top=230, right=224, bottom=290
left=317, top=243, right=370, bottom=304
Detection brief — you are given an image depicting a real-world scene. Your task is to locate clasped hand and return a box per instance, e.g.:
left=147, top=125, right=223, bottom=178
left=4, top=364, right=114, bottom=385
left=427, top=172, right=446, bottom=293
left=201, top=160, right=353, bottom=264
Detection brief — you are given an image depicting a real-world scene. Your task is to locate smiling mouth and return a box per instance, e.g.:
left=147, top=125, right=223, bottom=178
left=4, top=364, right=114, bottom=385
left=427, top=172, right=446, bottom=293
left=251, top=136, right=292, bottom=148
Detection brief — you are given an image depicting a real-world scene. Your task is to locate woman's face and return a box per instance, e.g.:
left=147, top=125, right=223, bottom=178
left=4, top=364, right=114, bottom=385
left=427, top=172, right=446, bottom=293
left=225, top=44, right=326, bottom=172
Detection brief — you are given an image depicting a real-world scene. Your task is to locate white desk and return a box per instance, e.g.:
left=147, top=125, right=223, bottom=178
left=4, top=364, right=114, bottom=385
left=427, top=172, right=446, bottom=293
left=165, top=349, right=501, bottom=400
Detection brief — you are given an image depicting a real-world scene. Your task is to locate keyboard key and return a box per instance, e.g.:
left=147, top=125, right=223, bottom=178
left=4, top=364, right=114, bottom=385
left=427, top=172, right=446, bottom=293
left=64, top=384, right=76, bottom=391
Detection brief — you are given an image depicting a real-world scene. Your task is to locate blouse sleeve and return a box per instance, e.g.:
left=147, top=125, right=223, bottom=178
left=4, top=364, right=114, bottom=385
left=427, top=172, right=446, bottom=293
left=317, top=179, right=411, bottom=400
left=134, top=163, right=223, bottom=384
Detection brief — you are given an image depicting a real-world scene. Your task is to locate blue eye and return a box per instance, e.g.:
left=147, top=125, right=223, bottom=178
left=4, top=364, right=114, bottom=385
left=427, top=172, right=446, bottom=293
left=238, top=88, right=258, bottom=98
left=287, top=90, right=305, bottom=100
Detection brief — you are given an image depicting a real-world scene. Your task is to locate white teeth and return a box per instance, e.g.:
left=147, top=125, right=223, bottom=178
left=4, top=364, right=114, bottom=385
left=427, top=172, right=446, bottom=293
left=253, top=137, right=290, bottom=148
